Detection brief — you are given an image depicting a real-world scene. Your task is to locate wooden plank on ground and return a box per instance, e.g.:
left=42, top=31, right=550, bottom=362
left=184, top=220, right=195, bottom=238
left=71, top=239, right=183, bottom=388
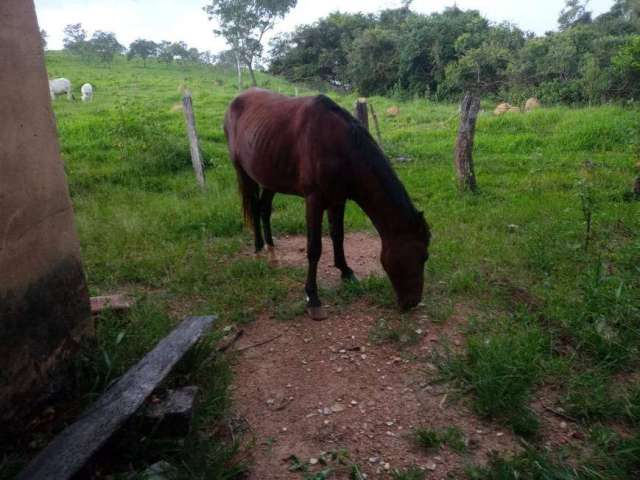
left=90, top=294, right=134, bottom=314
left=17, top=315, right=217, bottom=480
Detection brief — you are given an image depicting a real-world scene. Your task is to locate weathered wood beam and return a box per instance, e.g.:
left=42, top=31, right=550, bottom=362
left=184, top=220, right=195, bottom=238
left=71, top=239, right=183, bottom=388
left=17, top=315, right=216, bottom=480
left=90, top=295, right=134, bottom=315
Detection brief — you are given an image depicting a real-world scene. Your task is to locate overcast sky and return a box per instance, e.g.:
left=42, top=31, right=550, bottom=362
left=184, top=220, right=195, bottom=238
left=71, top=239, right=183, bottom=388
left=35, top=0, right=616, bottom=53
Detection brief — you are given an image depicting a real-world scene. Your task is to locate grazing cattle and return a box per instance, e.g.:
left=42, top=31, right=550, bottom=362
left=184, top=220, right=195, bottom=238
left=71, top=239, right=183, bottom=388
left=49, top=78, right=72, bottom=101
left=225, top=89, right=431, bottom=319
left=81, top=83, right=93, bottom=102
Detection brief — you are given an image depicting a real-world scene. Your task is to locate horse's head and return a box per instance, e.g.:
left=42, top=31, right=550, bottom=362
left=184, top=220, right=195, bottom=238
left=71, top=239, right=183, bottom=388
left=381, top=212, right=431, bottom=311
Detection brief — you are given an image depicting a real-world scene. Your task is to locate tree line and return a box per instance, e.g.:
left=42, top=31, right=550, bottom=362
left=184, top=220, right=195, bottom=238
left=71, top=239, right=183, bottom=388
left=269, top=0, right=640, bottom=105
left=50, top=23, right=225, bottom=67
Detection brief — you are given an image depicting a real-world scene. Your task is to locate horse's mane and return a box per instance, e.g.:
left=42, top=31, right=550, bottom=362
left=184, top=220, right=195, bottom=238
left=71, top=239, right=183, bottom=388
left=314, top=95, right=425, bottom=229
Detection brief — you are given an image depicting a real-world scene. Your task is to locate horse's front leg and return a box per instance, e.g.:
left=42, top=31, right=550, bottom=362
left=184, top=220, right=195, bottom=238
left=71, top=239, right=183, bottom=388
left=328, top=202, right=356, bottom=282
left=305, top=194, right=327, bottom=320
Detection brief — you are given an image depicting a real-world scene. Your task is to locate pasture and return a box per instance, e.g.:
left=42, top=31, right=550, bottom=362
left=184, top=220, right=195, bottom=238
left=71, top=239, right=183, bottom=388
left=4, top=52, right=639, bottom=478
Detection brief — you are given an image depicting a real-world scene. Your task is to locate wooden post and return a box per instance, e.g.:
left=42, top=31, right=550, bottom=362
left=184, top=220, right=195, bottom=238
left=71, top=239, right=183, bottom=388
left=294, top=86, right=299, bottom=97
left=454, top=93, right=480, bottom=193
left=182, top=90, right=206, bottom=189
left=369, top=103, right=383, bottom=150
left=354, top=98, right=369, bottom=131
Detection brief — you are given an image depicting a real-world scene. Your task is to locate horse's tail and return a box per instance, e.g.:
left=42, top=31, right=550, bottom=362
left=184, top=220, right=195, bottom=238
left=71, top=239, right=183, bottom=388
left=233, top=163, right=255, bottom=230
left=225, top=100, right=255, bottom=230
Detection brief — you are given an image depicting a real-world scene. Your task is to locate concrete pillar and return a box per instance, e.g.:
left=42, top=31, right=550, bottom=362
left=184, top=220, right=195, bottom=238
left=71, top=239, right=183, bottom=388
left=0, top=0, right=91, bottom=429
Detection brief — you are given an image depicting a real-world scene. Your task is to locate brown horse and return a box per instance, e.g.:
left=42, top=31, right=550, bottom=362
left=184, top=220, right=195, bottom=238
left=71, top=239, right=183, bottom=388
left=224, top=89, right=430, bottom=319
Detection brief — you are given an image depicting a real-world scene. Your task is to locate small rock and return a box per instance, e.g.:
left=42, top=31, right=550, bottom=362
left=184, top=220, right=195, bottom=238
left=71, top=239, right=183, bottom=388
left=309, top=458, right=319, bottom=465
left=383, top=463, right=390, bottom=471
left=281, top=427, right=288, bottom=432
left=369, top=456, right=380, bottom=464
left=560, top=421, right=568, bottom=430
left=331, top=403, right=346, bottom=413
left=426, top=462, right=437, bottom=471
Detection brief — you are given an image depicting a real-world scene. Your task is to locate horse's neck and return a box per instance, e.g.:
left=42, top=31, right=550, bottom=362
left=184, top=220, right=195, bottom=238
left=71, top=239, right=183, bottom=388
left=352, top=167, right=412, bottom=242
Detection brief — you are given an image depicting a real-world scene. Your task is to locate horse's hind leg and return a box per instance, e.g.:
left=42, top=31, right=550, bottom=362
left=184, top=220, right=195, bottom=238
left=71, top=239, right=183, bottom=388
left=250, top=189, right=264, bottom=253
left=260, top=189, right=275, bottom=248
left=328, top=202, right=356, bottom=281
left=305, top=194, right=327, bottom=320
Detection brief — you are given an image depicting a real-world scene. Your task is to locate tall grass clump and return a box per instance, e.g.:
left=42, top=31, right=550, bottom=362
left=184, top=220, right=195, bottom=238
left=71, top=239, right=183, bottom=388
left=439, top=318, right=547, bottom=436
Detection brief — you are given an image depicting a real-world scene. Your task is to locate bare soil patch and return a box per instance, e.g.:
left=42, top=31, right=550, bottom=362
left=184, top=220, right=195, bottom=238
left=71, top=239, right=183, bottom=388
left=229, top=303, right=520, bottom=479
left=260, top=233, right=384, bottom=286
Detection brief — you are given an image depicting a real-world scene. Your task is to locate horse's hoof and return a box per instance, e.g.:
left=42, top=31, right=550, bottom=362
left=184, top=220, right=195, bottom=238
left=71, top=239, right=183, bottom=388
left=307, top=306, right=328, bottom=321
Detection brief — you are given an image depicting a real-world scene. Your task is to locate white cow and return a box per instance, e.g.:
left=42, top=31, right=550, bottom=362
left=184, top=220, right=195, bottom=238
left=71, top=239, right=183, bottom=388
left=81, top=83, right=93, bottom=102
left=49, top=78, right=73, bottom=101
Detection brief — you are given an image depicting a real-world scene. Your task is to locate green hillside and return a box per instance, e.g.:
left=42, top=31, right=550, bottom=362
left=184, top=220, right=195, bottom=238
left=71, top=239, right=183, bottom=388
left=4, top=53, right=639, bottom=478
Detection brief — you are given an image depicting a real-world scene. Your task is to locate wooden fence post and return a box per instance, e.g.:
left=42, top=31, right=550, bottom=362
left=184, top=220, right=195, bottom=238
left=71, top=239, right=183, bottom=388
left=369, top=103, right=383, bottom=150
left=454, top=93, right=480, bottom=193
left=354, top=98, right=369, bottom=131
left=182, top=90, right=206, bottom=189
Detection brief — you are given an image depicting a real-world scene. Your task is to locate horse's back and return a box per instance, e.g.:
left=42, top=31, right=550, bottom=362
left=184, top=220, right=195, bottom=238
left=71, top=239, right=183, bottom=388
left=225, top=89, right=351, bottom=198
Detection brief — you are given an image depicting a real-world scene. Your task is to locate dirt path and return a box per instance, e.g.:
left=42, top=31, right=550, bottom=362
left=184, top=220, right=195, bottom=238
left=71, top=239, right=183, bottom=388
left=228, top=234, right=521, bottom=479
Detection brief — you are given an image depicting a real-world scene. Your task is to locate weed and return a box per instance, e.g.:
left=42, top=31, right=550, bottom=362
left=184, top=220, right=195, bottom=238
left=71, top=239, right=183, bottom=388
left=413, top=426, right=467, bottom=453
left=437, top=318, right=547, bottom=435
left=369, top=317, right=421, bottom=345
left=390, top=465, right=426, bottom=480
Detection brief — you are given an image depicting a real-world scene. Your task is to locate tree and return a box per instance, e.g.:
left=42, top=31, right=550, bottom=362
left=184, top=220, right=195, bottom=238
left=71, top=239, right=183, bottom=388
left=559, top=0, right=593, bottom=31
left=88, top=31, right=124, bottom=64
left=204, top=0, right=298, bottom=86
left=157, top=41, right=173, bottom=63
left=613, top=34, right=640, bottom=98
left=63, top=23, right=88, bottom=57
left=40, top=29, right=47, bottom=49
left=127, top=39, right=158, bottom=67
left=269, top=12, right=374, bottom=87
left=347, top=28, right=400, bottom=96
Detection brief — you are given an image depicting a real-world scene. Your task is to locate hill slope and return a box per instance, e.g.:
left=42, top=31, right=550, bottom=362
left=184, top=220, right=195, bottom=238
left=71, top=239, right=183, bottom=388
left=4, top=53, right=638, bottom=478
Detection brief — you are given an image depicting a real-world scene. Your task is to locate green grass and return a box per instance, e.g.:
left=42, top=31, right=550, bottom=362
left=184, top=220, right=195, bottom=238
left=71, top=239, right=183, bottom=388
left=4, top=52, right=639, bottom=478
left=413, top=426, right=467, bottom=453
